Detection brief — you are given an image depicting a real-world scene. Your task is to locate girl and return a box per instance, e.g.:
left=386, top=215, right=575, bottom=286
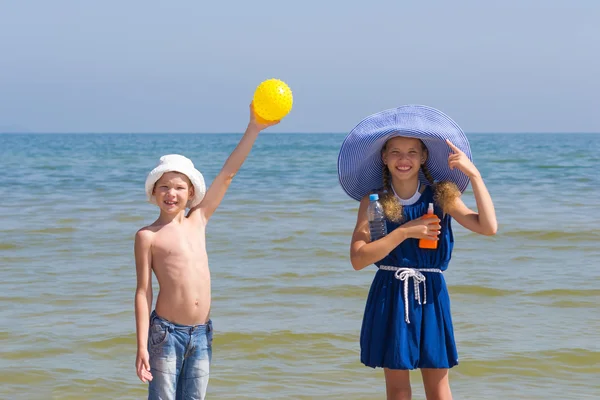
left=337, top=105, right=497, bottom=400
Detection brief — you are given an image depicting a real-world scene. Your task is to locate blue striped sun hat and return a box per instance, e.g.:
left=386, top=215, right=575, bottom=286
left=337, top=105, right=472, bottom=201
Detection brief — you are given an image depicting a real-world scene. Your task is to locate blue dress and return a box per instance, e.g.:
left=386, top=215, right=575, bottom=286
left=360, top=185, right=459, bottom=370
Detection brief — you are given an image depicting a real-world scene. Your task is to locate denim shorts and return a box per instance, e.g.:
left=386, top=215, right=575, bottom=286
left=148, top=310, right=213, bottom=400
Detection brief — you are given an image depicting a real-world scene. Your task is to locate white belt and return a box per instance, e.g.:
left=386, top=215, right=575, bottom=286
left=379, top=266, right=442, bottom=324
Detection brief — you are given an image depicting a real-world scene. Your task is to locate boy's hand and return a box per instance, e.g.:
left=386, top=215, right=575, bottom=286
left=249, top=102, right=280, bottom=131
left=136, top=348, right=153, bottom=383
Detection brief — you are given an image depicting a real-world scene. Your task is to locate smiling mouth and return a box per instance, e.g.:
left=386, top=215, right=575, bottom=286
left=395, top=165, right=412, bottom=172
left=164, top=200, right=178, bottom=206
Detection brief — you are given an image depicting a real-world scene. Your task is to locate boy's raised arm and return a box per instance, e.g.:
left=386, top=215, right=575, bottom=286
left=189, top=103, right=278, bottom=222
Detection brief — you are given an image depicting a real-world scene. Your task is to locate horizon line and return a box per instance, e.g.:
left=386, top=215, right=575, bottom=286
left=1, top=131, right=600, bottom=135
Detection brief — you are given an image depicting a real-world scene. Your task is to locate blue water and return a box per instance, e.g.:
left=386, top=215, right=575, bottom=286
left=0, top=133, right=599, bottom=399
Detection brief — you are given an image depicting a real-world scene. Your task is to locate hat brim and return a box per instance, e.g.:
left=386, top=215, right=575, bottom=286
left=145, top=164, right=206, bottom=209
left=337, top=105, right=472, bottom=201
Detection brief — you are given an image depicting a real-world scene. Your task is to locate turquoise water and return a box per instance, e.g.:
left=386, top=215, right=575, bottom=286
left=0, top=133, right=599, bottom=399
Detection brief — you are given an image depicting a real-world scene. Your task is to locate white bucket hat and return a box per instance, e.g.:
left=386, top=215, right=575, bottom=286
left=145, top=154, right=206, bottom=208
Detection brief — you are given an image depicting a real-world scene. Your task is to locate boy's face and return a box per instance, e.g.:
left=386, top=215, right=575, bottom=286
left=153, top=172, right=195, bottom=213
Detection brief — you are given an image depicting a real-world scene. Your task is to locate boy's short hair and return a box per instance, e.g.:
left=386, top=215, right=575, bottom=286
left=145, top=154, right=206, bottom=208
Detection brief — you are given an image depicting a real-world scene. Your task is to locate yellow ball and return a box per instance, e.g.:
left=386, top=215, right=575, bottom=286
left=252, top=78, right=293, bottom=121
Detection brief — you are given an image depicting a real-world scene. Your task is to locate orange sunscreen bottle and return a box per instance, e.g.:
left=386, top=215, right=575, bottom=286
left=419, top=203, right=438, bottom=249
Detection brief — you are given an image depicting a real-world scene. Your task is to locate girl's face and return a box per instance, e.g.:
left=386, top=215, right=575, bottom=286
left=153, top=172, right=194, bottom=213
left=382, top=137, right=427, bottom=182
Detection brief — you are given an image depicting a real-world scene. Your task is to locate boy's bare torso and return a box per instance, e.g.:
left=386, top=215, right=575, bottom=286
left=145, top=218, right=211, bottom=326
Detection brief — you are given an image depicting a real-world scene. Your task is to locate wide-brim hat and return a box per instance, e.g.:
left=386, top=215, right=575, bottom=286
left=337, top=104, right=472, bottom=201
left=145, top=154, right=206, bottom=208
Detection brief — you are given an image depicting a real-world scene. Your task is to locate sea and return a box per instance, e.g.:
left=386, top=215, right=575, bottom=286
left=0, top=132, right=599, bottom=399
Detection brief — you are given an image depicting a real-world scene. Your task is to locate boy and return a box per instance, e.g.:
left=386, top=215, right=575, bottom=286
left=134, top=104, right=278, bottom=399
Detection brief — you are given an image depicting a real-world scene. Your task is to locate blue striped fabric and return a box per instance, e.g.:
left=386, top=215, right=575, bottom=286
left=337, top=105, right=473, bottom=201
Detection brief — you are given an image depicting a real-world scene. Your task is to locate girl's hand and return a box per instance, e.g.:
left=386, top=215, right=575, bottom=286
left=446, top=139, right=480, bottom=178
left=248, top=102, right=280, bottom=131
left=399, top=216, right=441, bottom=240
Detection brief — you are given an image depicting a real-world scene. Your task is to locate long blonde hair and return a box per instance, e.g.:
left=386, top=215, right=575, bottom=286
left=379, top=139, right=460, bottom=222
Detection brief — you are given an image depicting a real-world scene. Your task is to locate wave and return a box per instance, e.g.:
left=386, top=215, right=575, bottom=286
left=458, top=348, right=600, bottom=378
left=527, top=288, right=600, bottom=298
left=502, top=229, right=600, bottom=241
left=273, top=284, right=368, bottom=299
left=449, top=285, right=518, bottom=297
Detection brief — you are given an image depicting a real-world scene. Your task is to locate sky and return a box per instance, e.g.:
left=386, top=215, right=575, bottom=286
left=0, top=0, right=599, bottom=134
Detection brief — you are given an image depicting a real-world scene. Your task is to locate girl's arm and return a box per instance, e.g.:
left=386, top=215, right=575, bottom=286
left=445, top=140, right=497, bottom=236
left=350, top=195, right=441, bottom=271
left=447, top=175, right=497, bottom=236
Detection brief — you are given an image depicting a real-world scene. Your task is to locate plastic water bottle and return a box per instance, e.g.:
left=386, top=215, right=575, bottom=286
left=367, top=194, right=387, bottom=241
